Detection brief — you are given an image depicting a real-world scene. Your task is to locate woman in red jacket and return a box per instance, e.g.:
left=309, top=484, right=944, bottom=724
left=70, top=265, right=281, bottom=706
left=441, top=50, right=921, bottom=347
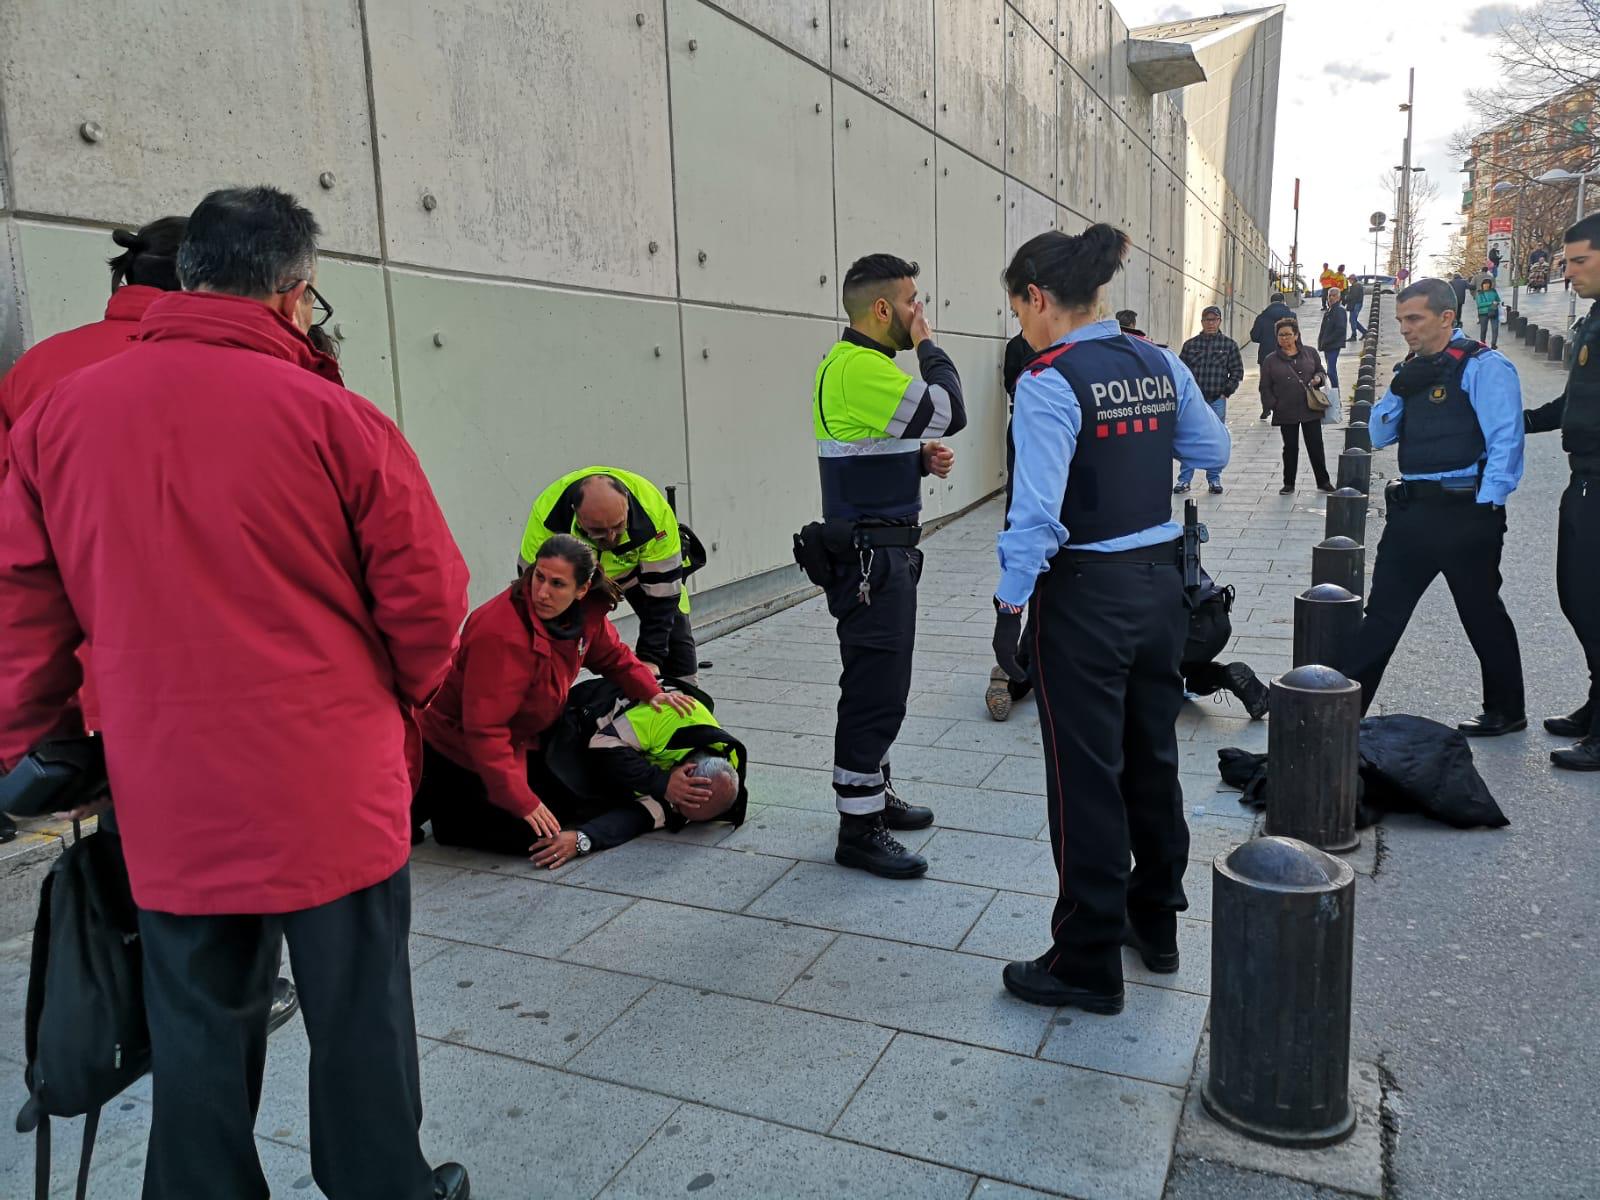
left=415, top=534, right=694, bottom=854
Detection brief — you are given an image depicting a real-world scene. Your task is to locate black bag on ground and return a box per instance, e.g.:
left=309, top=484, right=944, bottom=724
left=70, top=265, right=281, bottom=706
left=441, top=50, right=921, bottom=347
left=1357, top=714, right=1509, bottom=828
left=1183, top=569, right=1234, bottom=666
left=16, top=822, right=149, bottom=1200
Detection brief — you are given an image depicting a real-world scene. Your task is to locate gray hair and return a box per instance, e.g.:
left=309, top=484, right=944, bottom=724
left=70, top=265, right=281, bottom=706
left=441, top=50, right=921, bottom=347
left=177, top=186, right=319, bottom=297
left=686, top=751, right=738, bottom=797
left=1396, top=277, right=1458, bottom=320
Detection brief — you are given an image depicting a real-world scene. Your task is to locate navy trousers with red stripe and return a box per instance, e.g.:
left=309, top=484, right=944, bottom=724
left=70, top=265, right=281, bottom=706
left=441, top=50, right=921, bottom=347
left=1031, top=548, right=1190, bottom=986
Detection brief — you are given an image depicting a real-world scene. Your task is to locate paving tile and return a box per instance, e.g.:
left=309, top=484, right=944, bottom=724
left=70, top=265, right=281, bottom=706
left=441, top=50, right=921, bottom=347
left=979, top=754, right=1045, bottom=795
left=1125, top=919, right=1213, bottom=997
left=569, top=984, right=891, bottom=1132
left=745, top=861, right=993, bottom=949
left=1038, top=982, right=1209, bottom=1087
left=745, top=763, right=838, bottom=813
left=562, top=900, right=834, bottom=1001
left=1185, top=810, right=1258, bottom=862
left=419, top=1042, right=677, bottom=1199
left=694, top=672, right=804, bottom=703
left=969, top=1180, right=1061, bottom=1200
left=742, top=728, right=837, bottom=771
left=834, top=1034, right=1183, bottom=1200
left=907, top=688, right=1040, bottom=722
left=411, top=942, right=651, bottom=1065
left=721, top=802, right=935, bottom=863
left=0, top=1081, right=153, bottom=1199
left=932, top=716, right=1048, bottom=756
left=598, top=1103, right=974, bottom=1199
left=409, top=840, right=583, bottom=882
left=781, top=935, right=1053, bottom=1055
left=410, top=869, right=635, bottom=955
left=560, top=839, right=795, bottom=911
left=922, top=828, right=1059, bottom=897
left=899, top=779, right=1046, bottom=839
left=956, top=890, right=1056, bottom=961
left=640, top=812, right=746, bottom=847
left=409, top=859, right=465, bottom=898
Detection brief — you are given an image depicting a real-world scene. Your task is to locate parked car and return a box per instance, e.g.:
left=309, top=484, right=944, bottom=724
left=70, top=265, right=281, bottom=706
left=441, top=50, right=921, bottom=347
left=1348, top=273, right=1397, bottom=294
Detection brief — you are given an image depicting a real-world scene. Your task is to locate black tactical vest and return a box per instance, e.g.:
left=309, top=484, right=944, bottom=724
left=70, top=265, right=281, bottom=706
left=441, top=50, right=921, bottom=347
left=1397, top=341, right=1487, bottom=475
left=1562, top=302, right=1600, bottom=475
left=1027, top=334, right=1178, bottom=544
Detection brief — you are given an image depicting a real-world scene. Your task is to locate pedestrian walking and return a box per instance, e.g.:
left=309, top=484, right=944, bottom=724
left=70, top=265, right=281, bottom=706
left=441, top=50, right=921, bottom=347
left=0, top=186, right=473, bottom=1200
left=1248, top=291, right=1297, bottom=418
left=1260, top=318, right=1335, bottom=493
left=1523, top=213, right=1600, bottom=769
left=987, top=331, right=1041, bottom=722
left=1345, top=278, right=1526, bottom=735
left=1318, top=286, right=1347, bottom=419
left=1174, top=305, right=1243, bottom=494
left=1319, top=263, right=1335, bottom=308
left=992, top=224, right=1229, bottom=1015
left=1474, top=277, right=1501, bottom=348
left=799, top=253, right=965, bottom=878
left=1450, top=273, right=1470, bottom=328
left=1345, top=278, right=1368, bottom=341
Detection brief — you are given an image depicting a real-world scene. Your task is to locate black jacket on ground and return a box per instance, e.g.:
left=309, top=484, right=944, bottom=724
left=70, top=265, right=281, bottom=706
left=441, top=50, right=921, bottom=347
left=1248, top=302, right=1296, bottom=363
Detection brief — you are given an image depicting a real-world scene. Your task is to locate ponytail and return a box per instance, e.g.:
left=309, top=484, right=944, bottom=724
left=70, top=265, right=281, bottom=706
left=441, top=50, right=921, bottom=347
left=529, top=534, right=623, bottom=607
left=108, top=216, right=187, bottom=292
left=1001, top=224, right=1128, bottom=311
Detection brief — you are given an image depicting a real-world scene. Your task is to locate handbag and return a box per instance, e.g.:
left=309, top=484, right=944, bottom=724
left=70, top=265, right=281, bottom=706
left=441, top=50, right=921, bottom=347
left=1304, top=381, right=1330, bottom=412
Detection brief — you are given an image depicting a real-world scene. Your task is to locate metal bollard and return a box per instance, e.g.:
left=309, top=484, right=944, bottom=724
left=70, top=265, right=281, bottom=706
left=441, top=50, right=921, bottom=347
left=1264, top=664, right=1362, bottom=852
left=1521, top=322, right=1537, bottom=345
left=1325, top=486, right=1367, bottom=544
left=1343, top=421, right=1371, bottom=453
left=1550, top=333, right=1565, bottom=362
left=1352, top=383, right=1375, bottom=406
left=1292, top=583, right=1362, bottom=673
left=1205, top=836, right=1357, bottom=1148
left=1336, top=446, right=1371, bottom=494
left=1536, top=327, right=1550, bottom=353
left=1312, top=535, right=1364, bottom=597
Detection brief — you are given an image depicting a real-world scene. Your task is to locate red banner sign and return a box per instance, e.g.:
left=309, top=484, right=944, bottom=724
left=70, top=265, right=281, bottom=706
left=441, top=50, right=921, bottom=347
left=1488, top=216, right=1514, bottom=235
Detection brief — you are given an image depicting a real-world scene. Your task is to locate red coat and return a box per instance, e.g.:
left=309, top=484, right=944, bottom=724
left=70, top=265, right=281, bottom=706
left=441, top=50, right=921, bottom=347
left=0, top=291, right=470, bottom=915
left=419, top=587, right=659, bottom=817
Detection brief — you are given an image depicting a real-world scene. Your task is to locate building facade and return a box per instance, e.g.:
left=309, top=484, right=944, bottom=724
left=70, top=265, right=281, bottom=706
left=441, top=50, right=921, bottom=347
left=0, top=1, right=1283, bottom=615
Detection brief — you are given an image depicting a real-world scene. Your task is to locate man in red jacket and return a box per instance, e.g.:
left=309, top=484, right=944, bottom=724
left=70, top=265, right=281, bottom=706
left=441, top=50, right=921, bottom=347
left=0, top=187, right=472, bottom=1200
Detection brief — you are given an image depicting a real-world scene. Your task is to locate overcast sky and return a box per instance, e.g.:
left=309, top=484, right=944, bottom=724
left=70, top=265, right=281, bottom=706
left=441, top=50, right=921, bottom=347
left=1116, top=0, right=1520, bottom=278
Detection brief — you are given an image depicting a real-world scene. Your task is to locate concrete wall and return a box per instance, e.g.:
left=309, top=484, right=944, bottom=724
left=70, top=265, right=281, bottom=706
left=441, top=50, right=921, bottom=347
left=0, top=0, right=1280, bottom=613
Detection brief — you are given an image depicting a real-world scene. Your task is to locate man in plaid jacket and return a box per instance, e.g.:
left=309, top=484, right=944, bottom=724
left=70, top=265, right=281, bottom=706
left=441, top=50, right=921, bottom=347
left=1174, top=306, right=1244, bottom=494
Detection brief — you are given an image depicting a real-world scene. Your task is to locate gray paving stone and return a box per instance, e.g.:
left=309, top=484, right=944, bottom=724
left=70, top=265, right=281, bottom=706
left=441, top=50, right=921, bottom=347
left=969, top=1180, right=1061, bottom=1200
left=745, top=861, right=992, bottom=949
left=569, top=984, right=891, bottom=1132
left=1126, top=919, right=1212, bottom=996
left=712, top=696, right=839, bottom=736
left=907, top=687, right=1040, bottom=723
left=745, top=762, right=837, bottom=813
left=419, top=1042, right=677, bottom=1199
left=1185, top=809, right=1258, bottom=862
left=410, top=869, right=635, bottom=956
left=562, top=899, right=834, bottom=1001
left=560, top=839, right=795, bottom=911
left=781, top=935, right=1054, bottom=1055
left=921, top=828, right=1059, bottom=897
left=896, top=779, right=1046, bottom=839
left=64, top=1123, right=326, bottom=1200
left=411, top=942, right=651, bottom=1065
left=0, top=1082, right=153, bottom=1199
left=410, top=859, right=465, bottom=898
left=693, top=672, right=803, bottom=703
left=721, top=802, right=934, bottom=863
left=598, top=1103, right=974, bottom=1199
left=639, top=813, right=746, bottom=847
left=932, top=716, right=1048, bottom=757
left=834, top=1033, right=1184, bottom=1200
left=1038, top=981, right=1209, bottom=1087
left=409, top=840, right=583, bottom=882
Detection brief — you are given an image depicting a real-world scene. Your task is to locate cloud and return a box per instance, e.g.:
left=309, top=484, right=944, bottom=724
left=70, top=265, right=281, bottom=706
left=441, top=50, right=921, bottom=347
left=1151, top=3, right=1197, bottom=20
left=1323, top=63, right=1392, bottom=84
left=1464, top=4, right=1520, bottom=35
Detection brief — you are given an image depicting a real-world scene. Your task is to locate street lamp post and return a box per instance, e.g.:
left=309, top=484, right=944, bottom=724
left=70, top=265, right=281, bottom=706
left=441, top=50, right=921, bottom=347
left=1537, top=168, right=1599, bottom=327
left=1398, top=70, right=1415, bottom=279
left=1493, top=180, right=1526, bottom=311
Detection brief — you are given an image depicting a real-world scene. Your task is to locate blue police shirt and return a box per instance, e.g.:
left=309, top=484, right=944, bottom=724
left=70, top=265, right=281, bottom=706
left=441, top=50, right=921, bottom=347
left=1368, top=331, right=1524, bottom=506
left=996, top=320, right=1231, bottom=607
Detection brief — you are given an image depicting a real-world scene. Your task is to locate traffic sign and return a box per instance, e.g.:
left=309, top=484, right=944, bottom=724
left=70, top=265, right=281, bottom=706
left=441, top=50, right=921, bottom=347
left=1369, top=211, right=1386, bottom=227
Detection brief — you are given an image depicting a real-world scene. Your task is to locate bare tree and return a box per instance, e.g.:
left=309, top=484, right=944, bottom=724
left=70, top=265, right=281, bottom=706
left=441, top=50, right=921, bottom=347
left=1377, top=169, right=1440, bottom=276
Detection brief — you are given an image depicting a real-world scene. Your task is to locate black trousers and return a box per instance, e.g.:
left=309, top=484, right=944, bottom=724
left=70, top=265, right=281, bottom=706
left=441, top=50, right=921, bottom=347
left=1031, top=547, right=1189, bottom=985
left=1346, top=488, right=1525, bottom=716
left=1556, top=475, right=1600, bottom=734
left=1279, top=421, right=1332, bottom=488
left=625, top=591, right=698, bottom=681
left=826, top=545, right=921, bottom=815
left=416, top=742, right=608, bottom=855
left=138, top=867, right=431, bottom=1200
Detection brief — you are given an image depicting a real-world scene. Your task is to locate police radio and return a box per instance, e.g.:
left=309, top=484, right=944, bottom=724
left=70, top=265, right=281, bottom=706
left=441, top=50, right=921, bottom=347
left=1181, top=499, right=1209, bottom=590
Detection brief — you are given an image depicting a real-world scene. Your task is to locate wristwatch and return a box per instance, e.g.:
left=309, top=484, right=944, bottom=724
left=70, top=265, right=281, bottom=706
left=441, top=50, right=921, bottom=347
left=574, top=832, right=593, bottom=856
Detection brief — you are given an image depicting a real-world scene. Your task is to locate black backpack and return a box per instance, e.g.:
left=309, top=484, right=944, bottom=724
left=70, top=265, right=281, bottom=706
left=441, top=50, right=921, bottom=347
left=16, top=822, right=150, bottom=1200
left=1183, top=567, right=1236, bottom=667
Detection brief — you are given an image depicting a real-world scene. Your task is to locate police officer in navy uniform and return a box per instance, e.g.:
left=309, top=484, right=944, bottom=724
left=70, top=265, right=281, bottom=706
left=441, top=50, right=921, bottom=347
left=1524, top=213, right=1600, bottom=769
left=807, top=254, right=967, bottom=877
left=994, top=226, right=1229, bottom=1014
left=1345, top=277, right=1527, bottom=733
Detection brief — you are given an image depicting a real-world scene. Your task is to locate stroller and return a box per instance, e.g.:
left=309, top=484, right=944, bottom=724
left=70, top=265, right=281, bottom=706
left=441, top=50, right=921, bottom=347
left=1528, top=260, right=1550, bottom=293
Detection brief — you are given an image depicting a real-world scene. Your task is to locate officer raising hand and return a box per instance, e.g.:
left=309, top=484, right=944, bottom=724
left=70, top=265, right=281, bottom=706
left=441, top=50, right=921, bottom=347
left=993, top=225, right=1229, bottom=1016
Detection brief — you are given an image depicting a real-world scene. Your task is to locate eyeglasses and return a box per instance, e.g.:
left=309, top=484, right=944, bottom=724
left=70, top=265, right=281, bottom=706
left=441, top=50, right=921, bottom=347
left=276, top=279, right=334, bottom=328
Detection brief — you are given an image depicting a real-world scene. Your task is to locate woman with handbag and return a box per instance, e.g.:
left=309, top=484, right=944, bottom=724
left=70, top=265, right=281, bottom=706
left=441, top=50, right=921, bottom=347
left=1259, top=317, right=1335, bottom=494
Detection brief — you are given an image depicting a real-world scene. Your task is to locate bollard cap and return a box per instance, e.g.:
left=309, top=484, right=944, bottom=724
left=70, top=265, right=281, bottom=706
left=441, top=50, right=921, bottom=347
left=1331, top=487, right=1364, bottom=499
left=1216, top=836, right=1355, bottom=892
left=1298, top=583, right=1358, bottom=603
left=1275, top=663, right=1358, bottom=690
left=1346, top=421, right=1369, bottom=432
left=1339, top=446, right=1370, bottom=459
left=1317, top=535, right=1361, bottom=550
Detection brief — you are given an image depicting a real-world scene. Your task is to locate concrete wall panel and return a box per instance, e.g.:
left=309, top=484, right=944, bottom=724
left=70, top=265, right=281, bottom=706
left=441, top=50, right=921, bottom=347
left=670, top=1, right=836, bottom=316
left=832, top=0, right=935, bottom=126
left=312, top=260, right=397, bottom=420
left=10, top=222, right=110, bottom=346
left=935, top=145, right=1005, bottom=338
left=1011, top=0, right=1056, bottom=38
left=1124, top=247, right=1151, bottom=342
left=933, top=0, right=1005, bottom=169
left=1124, top=145, right=1153, bottom=261
left=1095, top=123, right=1128, bottom=233
left=1005, top=14, right=1058, bottom=197
left=1107, top=10, right=1131, bottom=121
left=1006, top=179, right=1058, bottom=271
left=1057, top=71, right=1097, bottom=218
left=369, top=0, right=674, bottom=295
left=834, top=89, right=937, bottom=310
left=681, top=305, right=837, bottom=589
left=1059, top=0, right=1109, bottom=93
left=0, top=1, right=379, bottom=256
left=705, top=0, right=830, bottom=64
left=390, top=272, right=687, bottom=604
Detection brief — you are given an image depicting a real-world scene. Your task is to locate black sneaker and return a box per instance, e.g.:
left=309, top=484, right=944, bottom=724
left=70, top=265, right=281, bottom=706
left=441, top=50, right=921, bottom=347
left=1172, top=482, right=1191, bottom=494
left=882, top=783, right=934, bottom=831
left=1278, top=485, right=1295, bottom=495
left=267, top=977, right=300, bottom=1035
left=432, top=1163, right=470, bottom=1200
left=1208, top=482, right=1224, bottom=495
left=836, top=815, right=927, bottom=878
left=1223, top=662, right=1270, bottom=720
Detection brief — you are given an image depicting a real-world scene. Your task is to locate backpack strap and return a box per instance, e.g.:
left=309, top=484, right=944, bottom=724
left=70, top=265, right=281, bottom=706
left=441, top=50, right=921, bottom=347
left=74, top=1106, right=100, bottom=1200
left=33, top=1113, right=49, bottom=1200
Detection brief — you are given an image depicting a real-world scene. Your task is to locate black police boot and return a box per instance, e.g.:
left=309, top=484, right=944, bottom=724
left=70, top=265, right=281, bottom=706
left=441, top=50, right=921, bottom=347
left=1551, top=736, right=1600, bottom=772
left=1124, top=913, right=1180, bottom=974
left=432, top=1163, right=470, bottom=1200
left=1002, top=959, right=1124, bottom=1014
left=1222, top=662, right=1270, bottom=720
left=1543, top=705, right=1592, bottom=737
left=1457, top=712, right=1527, bottom=737
left=836, top=814, right=927, bottom=879
left=267, top=977, right=300, bottom=1035
left=882, top=781, right=934, bottom=831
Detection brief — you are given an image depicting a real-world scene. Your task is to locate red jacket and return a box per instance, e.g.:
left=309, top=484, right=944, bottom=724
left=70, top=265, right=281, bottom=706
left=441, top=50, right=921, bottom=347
left=419, top=587, right=659, bottom=817
left=0, top=291, right=470, bottom=915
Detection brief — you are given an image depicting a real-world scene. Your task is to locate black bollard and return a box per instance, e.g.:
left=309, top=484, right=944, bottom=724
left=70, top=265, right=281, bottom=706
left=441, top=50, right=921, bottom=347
left=1292, top=583, right=1362, bottom=673
left=1352, top=383, right=1375, bottom=406
left=1205, top=836, right=1357, bottom=1148
left=1350, top=400, right=1373, bottom=427
left=1337, top=447, right=1371, bottom=493
left=1264, top=663, right=1362, bottom=852
left=1343, top=421, right=1371, bottom=452
left=1325, top=486, right=1367, bottom=544
left=1536, top=327, right=1550, bottom=354
left=1312, top=535, right=1365, bottom=597
left=1550, top=333, right=1565, bottom=362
